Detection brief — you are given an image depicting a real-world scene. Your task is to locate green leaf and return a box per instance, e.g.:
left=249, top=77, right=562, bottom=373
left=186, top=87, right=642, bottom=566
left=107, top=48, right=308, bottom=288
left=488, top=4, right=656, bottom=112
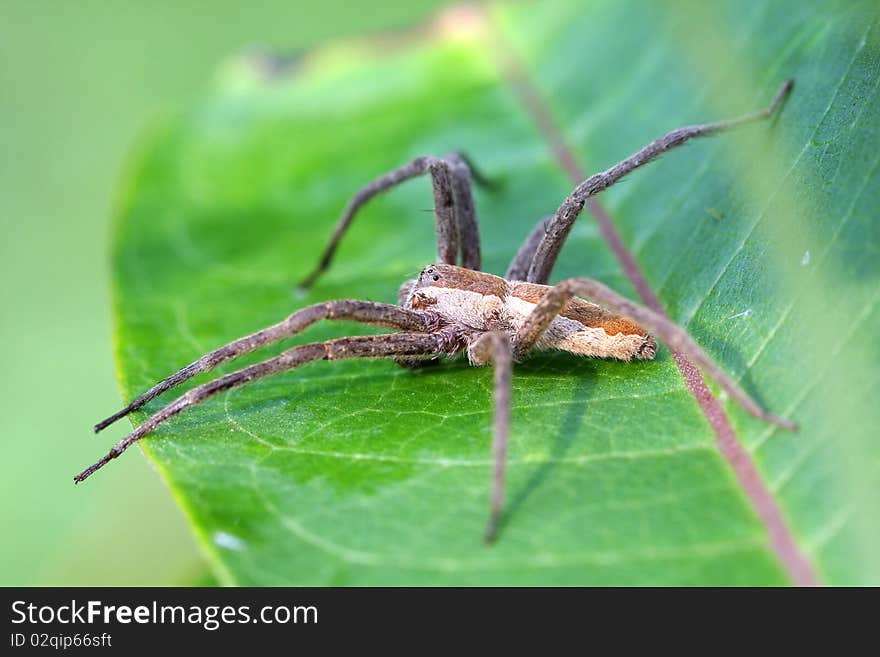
left=106, top=0, right=879, bottom=584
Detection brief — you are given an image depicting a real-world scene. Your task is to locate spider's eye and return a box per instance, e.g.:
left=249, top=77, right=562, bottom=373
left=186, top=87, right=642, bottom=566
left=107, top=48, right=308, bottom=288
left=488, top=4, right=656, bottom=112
left=432, top=274, right=439, bottom=281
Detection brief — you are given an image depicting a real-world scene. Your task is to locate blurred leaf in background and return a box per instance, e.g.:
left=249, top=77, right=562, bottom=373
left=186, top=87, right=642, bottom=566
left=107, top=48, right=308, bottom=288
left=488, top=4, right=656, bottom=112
left=106, top=0, right=879, bottom=585
left=0, top=0, right=445, bottom=586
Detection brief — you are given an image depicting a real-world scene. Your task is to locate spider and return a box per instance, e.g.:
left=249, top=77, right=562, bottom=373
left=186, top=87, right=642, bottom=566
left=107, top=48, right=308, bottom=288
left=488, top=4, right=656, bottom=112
left=78, top=80, right=797, bottom=543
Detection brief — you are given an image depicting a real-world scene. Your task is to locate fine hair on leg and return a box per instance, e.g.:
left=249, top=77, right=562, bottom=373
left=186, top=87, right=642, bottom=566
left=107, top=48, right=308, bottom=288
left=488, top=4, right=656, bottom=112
left=78, top=330, right=464, bottom=484
left=94, top=300, right=438, bottom=433
left=468, top=331, right=513, bottom=543
left=524, top=80, right=795, bottom=284
left=297, top=154, right=484, bottom=290
left=514, top=277, right=798, bottom=431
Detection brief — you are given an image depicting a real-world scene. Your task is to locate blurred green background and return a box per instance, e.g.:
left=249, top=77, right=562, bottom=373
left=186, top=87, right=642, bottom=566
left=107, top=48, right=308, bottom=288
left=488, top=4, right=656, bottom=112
left=0, top=0, right=445, bottom=586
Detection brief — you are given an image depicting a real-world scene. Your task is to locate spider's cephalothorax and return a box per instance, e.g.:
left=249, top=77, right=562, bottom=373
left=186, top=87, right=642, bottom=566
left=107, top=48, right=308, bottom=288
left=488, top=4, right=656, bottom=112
left=80, top=81, right=797, bottom=543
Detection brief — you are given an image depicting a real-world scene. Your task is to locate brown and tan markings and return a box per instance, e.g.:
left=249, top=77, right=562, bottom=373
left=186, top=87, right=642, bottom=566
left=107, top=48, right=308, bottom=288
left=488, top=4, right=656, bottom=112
left=79, top=80, right=797, bottom=548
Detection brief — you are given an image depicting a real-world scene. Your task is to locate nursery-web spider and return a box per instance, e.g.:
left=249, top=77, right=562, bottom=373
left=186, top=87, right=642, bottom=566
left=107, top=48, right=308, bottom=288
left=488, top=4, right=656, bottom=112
left=79, top=80, right=797, bottom=543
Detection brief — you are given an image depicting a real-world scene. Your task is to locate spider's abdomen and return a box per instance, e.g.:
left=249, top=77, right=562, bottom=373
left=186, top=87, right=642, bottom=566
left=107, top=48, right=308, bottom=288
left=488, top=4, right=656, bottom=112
left=506, top=282, right=655, bottom=361
left=407, top=264, right=656, bottom=361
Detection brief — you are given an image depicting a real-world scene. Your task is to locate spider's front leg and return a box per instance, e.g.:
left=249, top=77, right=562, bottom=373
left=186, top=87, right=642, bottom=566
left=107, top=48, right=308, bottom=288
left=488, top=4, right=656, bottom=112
left=297, top=152, right=486, bottom=291
left=77, top=327, right=465, bottom=484
left=513, top=277, right=797, bottom=431
left=94, top=300, right=439, bottom=433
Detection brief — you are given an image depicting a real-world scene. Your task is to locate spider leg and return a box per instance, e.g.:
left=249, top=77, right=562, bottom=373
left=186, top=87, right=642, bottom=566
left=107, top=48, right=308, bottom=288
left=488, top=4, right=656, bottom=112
left=78, top=329, right=464, bottom=484
left=505, top=215, right=551, bottom=280
left=468, top=332, right=513, bottom=543
left=451, top=150, right=503, bottom=193
left=297, top=153, right=483, bottom=290
left=447, top=153, right=481, bottom=270
left=513, top=277, right=797, bottom=431
left=525, top=79, right=794, bottom=284
left=94, top=300, right=438, bottom=432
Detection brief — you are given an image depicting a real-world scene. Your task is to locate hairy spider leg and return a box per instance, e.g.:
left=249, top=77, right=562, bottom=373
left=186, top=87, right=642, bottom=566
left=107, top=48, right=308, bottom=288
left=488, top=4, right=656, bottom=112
left=467, top=331, right=512, bottom=543
left=94, top=301, right=435, bottom=432
left=514, top=277, right=798, bottom=431
left=506, top=215, right=551, bottom=280
left=78, top=329, right=464, bottom=483
left=517, top=79, right=794, bottom=284
left=298, top=153, right=482, bottom=291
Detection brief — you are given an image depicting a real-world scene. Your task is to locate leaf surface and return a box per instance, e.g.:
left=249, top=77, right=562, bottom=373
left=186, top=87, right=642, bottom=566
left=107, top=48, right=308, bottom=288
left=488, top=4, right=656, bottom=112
left=108, top=0, right=880, bottom=584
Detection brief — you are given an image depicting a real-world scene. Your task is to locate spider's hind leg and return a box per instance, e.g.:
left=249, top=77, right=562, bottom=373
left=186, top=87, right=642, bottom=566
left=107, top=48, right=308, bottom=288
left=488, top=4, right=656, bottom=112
left=513, top=276, right=797, bottom=431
